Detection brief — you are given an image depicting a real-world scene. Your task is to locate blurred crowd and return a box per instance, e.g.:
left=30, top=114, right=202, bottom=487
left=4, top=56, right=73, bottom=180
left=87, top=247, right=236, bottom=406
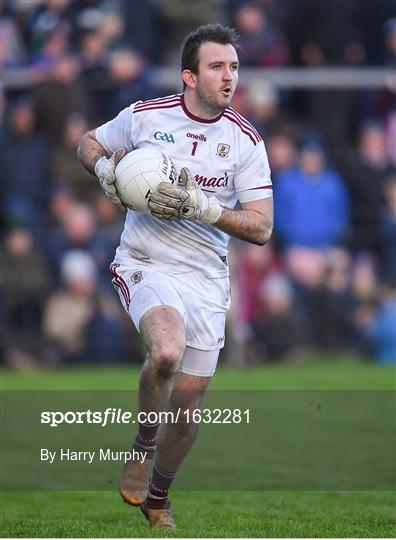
left=1, top=0, right=395, bottom=369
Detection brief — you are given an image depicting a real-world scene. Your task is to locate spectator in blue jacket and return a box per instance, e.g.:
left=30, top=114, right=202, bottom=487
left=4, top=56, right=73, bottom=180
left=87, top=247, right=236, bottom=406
left=274, top=140, right=350, bottom=250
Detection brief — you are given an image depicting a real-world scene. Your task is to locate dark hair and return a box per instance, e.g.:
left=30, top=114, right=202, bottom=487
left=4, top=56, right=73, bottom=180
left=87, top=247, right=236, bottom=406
left=181, top=23, right=239, bottom=74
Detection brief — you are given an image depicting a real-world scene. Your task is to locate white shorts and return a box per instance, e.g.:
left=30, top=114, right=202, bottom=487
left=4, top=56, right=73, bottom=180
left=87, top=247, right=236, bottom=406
left=109, top=260, right=231, bottom=376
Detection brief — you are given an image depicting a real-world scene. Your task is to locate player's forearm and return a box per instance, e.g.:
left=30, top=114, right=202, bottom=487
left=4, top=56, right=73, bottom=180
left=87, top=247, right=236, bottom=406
left=215, top=207, right=273, bottom=245
left=77, top=130, right=108, bottom=176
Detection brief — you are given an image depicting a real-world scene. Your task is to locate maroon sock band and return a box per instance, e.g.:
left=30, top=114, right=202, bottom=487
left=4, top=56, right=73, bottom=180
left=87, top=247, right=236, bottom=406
left=133, top=421, right=159, bottom=458
left=139, top=421, right=159, bottom=443
left=147, top=463, right=177, bottom=509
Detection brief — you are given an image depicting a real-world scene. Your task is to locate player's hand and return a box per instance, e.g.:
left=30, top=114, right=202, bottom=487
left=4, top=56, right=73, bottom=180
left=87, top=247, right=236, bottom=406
left=94, top=148, right=126, bottom=210
left=148, top=167, right=223, bottom=224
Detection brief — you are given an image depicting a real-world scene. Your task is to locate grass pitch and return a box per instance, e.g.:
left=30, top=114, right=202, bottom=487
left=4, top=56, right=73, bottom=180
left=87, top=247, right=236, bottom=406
left=2, top=490, right=395, bottom=538
left=1, top=357, right=395, bottom=537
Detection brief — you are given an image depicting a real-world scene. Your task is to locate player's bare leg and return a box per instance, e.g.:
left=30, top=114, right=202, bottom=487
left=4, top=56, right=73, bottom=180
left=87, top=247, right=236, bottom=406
left=156, top=372, right=211, bottom=470
left=119, top=306, right=186, bottom=506
left=142, top=372, right=211, bottom=529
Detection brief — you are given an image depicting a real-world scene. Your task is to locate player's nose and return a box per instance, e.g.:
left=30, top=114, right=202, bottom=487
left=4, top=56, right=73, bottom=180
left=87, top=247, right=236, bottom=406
left=223, top=67, right=233, bottom=81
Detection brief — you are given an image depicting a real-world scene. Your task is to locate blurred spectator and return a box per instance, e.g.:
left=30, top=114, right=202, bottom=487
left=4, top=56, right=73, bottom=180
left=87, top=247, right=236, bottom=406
left=287, top=0, right=365, bottom=66
left=283, top=247, right=361, bottom=351
left=77, top=9, right=136, bottom=120
left=79, top=28, right=107, bottom=72
left=315, top=249, right=358, bottom=350
left=95, top=194, right=124, bottom=247
left=43, top=250, right=128, bottom=363
left=30, top=25, right=70, bottom=76
left=47, top=203, right=114, bottom=287
left=105, top=49, right=154, bottom=117
left=43, top=248, right=95, bottom=360
left=79, top=29, right=110, bottom=121
left=51, top=112, right=97, bottom=201
left=352, top=256, right=379, bottom=305
left=283, top=247, right=326, bottom=346
left=245, top=80, right=284, bottom=137
left=374, top=19, right=396, bottom=128
left=48, top=185, right=76, bottom=228
left=285, top=1, right=364, bottom=150
left=233, top=2, right=289, bottom=67
left=156, top=0, right=223, bottom=66
left=266, top=132, right=297, bottom=179
left=232, top=243, right=306, bottom=362
left=0, top=228, right=49, bottom=367
left=67, top=0, right=107, bottom=41
left=384, top=17, right=396, bottom=65
left=0, top=9, right=27, bottom=66
left=229, top=86, right=249, bottom=117
left=28, top=0, right=72, bottom=52
left=33, top=54, right=92, bottom=141
left=356, top=0, right=396, bottom=66
left=6, top=0, right=42, bottom=14
left=96, top=10, right=126, bottom=51
left=275, top=140, right=350, bottom=249
left=0, top=100, right=49, bottom=236
left=366, top=279, right=396, bottom=363
left=351, top=255, right=379, bottom=347
left=124, top=0, right=161, bottom=61
left=379, top=175, right=396, bottom=279
left=237, top=243, right=280, bottom=327
left=248, top=274, right=305, bottom=362
left=344, top=121, right=395, bottom=256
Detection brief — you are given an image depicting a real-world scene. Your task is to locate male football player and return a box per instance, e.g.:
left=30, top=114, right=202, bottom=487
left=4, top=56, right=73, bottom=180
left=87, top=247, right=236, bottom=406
left=78, top=23, right=273, bottom=530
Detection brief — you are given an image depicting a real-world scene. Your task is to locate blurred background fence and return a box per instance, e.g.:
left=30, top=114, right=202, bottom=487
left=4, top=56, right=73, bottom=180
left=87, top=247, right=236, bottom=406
left=1, top=0, right=395, bottom=369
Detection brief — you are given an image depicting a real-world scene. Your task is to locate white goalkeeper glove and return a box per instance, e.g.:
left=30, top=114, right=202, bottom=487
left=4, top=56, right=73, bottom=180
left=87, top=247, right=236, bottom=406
left=94, top=148, right=126, bottom=210
left=148, top=167, right=223, bottom=224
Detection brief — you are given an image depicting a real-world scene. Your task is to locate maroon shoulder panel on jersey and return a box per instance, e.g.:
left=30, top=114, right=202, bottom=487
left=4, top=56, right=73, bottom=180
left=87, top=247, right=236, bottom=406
left=226, top=108, right=262, bottom=144
left=134, top=95, right=181, bottom=113
left=228, top=107, right=262, bottom=143
left=223, top=112, right=258, bottom=146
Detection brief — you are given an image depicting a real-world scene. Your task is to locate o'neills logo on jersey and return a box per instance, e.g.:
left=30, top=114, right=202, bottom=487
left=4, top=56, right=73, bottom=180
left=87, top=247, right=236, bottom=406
left=186, top=132, right=207, bottom=142
left=194, top=171, right=229, bottom=188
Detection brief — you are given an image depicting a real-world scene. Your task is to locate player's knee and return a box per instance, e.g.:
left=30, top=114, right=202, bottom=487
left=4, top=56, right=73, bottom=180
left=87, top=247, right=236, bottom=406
left=155, top=355, right=179, bottom=378
left=150, top=343, right=184, bottom=378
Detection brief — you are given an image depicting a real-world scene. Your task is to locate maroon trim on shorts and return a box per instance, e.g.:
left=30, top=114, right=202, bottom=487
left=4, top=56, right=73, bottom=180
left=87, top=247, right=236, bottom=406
left=109, top=263, right=131, bottom=306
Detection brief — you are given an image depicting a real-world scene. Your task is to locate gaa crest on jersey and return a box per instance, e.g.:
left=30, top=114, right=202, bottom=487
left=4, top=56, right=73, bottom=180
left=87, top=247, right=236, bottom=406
left=131, top=271, right=143, bottom=284
left=216, top=143, right=230, bottom=158
left=154, top=131, right=175, bottom=143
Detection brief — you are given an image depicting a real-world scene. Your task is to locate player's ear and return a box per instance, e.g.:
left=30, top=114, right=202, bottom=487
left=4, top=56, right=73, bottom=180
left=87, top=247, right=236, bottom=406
left=182, top=70, right=197, bottom=88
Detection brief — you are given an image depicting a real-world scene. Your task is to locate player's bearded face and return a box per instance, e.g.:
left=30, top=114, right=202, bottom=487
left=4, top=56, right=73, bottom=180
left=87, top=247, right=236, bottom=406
left=195, top=42, right=239, bottom=113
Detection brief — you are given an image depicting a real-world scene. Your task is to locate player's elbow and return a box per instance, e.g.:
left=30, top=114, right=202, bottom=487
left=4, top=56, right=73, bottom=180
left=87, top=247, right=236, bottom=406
left=252, top=233, right=270, bottom=246
left=253, top=217, right=273, bottom=245
left=76, top=131, right=88, bottom=162
left=77, top=130, right=97, bottom=160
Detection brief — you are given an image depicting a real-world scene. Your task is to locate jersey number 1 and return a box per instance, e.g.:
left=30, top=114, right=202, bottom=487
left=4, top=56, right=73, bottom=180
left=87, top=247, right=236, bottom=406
left=191, top=141, right=198, bottom=156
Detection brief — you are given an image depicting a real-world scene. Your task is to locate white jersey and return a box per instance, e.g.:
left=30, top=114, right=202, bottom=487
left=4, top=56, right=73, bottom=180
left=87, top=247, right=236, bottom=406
left=96, top=94, right=272, bottom=278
